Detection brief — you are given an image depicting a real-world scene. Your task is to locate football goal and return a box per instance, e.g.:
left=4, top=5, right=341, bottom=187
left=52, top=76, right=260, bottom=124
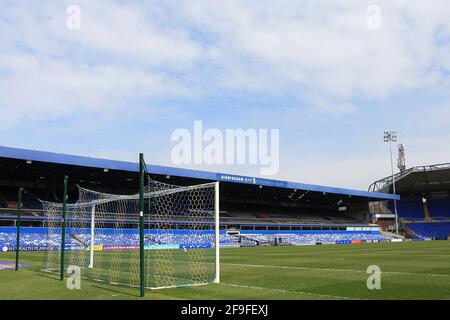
left=40, top=154, right=220, bottom=295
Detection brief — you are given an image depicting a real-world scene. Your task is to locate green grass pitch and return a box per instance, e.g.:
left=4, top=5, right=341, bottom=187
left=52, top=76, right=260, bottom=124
left=1, top=241, right=449, bottom=300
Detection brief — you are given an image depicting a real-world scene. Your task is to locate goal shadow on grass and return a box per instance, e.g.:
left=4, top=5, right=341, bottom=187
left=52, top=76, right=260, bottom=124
left=37, top=272, right=140, bottom=298
left=37, top=272, right=60, bottom=281
left=91, top=284, right=140, bottom=298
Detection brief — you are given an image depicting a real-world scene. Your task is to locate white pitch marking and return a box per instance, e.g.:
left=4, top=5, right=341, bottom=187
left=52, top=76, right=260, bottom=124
left=223, top=263, right=450, bottom=277
left=221, top=283, right=364, bottom=300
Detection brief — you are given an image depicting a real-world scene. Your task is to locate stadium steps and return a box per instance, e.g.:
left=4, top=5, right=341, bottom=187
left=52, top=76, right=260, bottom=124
left=379, top=201, right=393, bottom=214
left=70, top=233, right=88, bottom=246
left=238, top=234, right=262, bottom=246
left=381, top=230, right=405, bottom=240
left=404, top=226, right=423, bottom=239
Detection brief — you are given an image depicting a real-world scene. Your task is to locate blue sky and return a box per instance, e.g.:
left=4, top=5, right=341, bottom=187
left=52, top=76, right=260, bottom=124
left=1, top=0, right=449, bottom=189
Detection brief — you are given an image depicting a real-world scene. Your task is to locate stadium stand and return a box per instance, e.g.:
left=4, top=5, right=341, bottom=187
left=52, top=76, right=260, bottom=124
left=0, top=227, right=241, bottom=250
left=221, top=203, right=361, bottom=225
left=406, top=222, right=450, bottom=240
left=241, top=232, right=391, bottom=245
left=370, top=162, right=450, bottom=238
left=0, top=146, right=401, bottom=245
left=388, top=199, right=424, bottom=220
left=387, top=198, right=450, bottom=221
left=0, top=226, right=391, bottom=251
left=427, top=198, right=450, bottom=219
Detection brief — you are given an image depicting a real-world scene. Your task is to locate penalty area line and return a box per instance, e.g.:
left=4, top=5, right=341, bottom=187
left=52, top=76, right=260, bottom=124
left=221, top=283, right=363, bottom=300
left=223, top=263, right=450, bottom=277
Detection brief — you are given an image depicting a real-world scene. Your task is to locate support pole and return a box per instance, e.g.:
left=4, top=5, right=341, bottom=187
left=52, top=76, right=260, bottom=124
left=15, top=188, right=23, bottom=271
left=60, top=175, right=68, bottom=281
left=214, top=181, right=220, bottom=284
left=389, top=141, right=399, bottom=235
left=89, top=204, right=96, bottom=269
left=139, top=153, right=145, bottom=297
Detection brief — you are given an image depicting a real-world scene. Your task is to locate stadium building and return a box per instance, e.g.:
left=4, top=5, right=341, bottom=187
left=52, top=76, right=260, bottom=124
left=0, top=146, right=403, bottom=249
left=369, top=163, right=450, bottom=240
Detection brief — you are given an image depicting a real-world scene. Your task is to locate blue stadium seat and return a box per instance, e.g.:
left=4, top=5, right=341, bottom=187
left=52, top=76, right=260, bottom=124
left=389, top=199, right=424, bottom=219
left=406, top=222, right=450, bottom=240
left=427, top=199, right=450, bottom=219
left=0, top=227, right=392, bottom=250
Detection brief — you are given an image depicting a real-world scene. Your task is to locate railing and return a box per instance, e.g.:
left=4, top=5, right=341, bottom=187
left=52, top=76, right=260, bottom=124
left=368, top=162, right=450, bottom=193
left=368, top=168, right=414, bottom=193
left=380, top=230, right=405, bottom=240
left=401, top=218, right=450, bottom=223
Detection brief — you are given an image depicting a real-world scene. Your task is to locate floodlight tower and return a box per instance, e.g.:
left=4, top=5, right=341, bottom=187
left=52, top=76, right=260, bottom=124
left=397, top=144, right=406, bottom=173
left=384, top=131, right=399, bottom=235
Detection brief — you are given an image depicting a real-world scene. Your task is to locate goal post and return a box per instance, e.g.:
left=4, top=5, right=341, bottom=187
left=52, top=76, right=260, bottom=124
left=214, top=181, right=220, bottom=284
left=144, top=179, right=220, bottom=289
left=139, top=153, right=145, bottom=297
left=60, top=175, right=68, bottom=281
left=15, top=187, right=23, bottom=272
left=88, top=204, right=95, bottom=269
left=40, top=157, right=221, bottom=295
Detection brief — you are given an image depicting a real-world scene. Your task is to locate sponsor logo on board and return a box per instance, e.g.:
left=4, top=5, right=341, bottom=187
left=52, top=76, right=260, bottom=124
left=0, top=261, right=30, bottom=271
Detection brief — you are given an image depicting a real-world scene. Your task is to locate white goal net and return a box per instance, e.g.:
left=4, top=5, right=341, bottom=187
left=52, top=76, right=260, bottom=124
left=41, top=178, right=220, bottom=290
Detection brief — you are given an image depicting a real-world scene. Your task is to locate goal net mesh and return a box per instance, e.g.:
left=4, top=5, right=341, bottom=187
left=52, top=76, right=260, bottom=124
left=41, top=178, right=218, bottom=289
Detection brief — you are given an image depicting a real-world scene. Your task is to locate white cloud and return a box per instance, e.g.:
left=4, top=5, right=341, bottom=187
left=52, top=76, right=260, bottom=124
left=1, top=0, right=449, bottom=125
left=1, top=1, right=449, bottom=189
left=179, top=0, right=450, bottom=100
left=65, top=2, right=202, bottom=68
left=0, top=53, right=189, bottom=127
left=0, top=1, right=204, bottom=128
left=280, top=154, right=390, bottom=189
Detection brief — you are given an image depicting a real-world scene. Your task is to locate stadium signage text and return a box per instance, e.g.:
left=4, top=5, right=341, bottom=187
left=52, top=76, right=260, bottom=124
left=218, top=174, right=287, bottom=188
left=0, top=261, right=30, bottom=271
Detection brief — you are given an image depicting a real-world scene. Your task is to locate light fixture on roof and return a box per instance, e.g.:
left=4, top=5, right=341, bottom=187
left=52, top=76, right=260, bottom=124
left=26, top=160, right=32, bottom=164
left=397, top=144, right=406, bottom=173
left=166, top=175, right=171, bottom=179
left=103, top=168, right=109, bottom=173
